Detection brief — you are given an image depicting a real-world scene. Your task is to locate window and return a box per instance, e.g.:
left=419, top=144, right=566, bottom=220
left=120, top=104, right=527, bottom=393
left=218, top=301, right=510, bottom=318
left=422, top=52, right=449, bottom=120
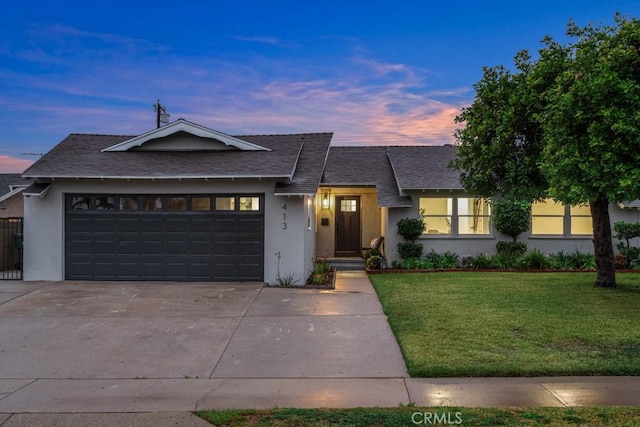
left=71, top=196, right=90, bottom=210
left=167, top=197, right=187, bottom=211
left=458, top=198, right=491, bottom=235
left=531, top=199, right=564, bottom=235
left=95, top=196, right=115, bottom=210
left=143, top=196, right=162, bottom=210
left=340, top=199, right=357, bottom=212
left=215, top=197, right=235, bottom=211
left=531, top=199, right=592, bottom=236
left=419, top=198, right=452, bottom=235
left=570, top=204, right=592, bottom=235
left=239, top=197, right=260, bottom=211
left=191, top=197, right=211, bottom=211
left=119, top=196, right=138, bottom=211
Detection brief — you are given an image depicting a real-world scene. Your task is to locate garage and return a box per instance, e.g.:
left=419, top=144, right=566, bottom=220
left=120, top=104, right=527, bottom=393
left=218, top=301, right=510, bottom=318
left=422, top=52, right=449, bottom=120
left=65, top=194, right=264, bottom=281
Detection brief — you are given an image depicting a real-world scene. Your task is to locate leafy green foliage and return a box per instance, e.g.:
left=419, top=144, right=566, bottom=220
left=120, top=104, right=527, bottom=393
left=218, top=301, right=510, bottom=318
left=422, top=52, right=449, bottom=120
left=397, top=242, right=423, bottom=260
left=401, top=251, right=460, bottom=270
left=613, top=221, right=640, bottom=267
left=363, top=248, right=381, bottom=260
left=453, top=14, right=640, bottom=287
left=396, top=217, right=425, bottom=242
left=365, top=255, right=383, bottom=270
left=516, top=249, right=551, bottom=270
left=492, top=198, right=532, bottom=241
left=496, top=241, right=528, bottom=257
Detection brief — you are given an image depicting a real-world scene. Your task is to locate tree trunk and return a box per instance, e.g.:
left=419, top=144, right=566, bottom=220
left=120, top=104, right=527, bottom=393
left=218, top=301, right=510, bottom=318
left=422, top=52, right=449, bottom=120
left=590, top=199, right=616, bottom=287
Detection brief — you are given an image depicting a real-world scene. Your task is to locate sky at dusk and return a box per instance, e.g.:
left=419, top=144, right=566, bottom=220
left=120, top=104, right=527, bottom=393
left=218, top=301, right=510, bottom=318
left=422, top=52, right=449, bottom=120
left=2, top=1, right=640, bottom=173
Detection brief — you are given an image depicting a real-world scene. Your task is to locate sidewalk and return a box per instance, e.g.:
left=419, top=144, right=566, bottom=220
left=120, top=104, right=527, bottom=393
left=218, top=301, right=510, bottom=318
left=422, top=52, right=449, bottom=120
left=1, top=376, right=639, bottom=426
left=1, top=272, right=639, bottom=426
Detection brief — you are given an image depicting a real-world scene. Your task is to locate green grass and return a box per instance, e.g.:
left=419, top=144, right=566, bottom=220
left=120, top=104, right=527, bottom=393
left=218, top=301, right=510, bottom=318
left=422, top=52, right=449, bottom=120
left=196, top=406, right=640, bottom=426
left=368, top=272, right=640, bottom=377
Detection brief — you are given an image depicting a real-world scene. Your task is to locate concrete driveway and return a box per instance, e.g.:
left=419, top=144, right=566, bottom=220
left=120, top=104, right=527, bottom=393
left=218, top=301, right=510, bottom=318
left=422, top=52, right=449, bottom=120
left=0, top=271, right=409, bottom=412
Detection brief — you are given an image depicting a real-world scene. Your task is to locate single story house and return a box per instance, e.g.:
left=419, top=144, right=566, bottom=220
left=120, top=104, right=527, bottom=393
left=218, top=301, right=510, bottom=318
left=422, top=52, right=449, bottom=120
left=22, top=119, right=640, bottom=283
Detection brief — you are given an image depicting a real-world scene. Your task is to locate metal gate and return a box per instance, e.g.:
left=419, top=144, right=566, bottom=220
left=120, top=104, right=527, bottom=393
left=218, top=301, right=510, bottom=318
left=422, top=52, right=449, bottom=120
left=0, top=218, right=23, bottom=280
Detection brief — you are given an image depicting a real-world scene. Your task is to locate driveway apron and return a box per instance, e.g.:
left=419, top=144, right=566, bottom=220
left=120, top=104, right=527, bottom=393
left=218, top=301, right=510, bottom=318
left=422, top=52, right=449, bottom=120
left=0, top=272, right=407, bottom=411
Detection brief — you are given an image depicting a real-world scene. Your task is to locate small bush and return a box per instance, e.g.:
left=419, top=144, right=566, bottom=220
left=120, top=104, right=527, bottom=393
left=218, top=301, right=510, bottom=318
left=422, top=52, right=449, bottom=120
left=398, top=242, right=423, bottom=260
left=615, top=253, right=628, bottom=270
left=517, top=249, right=551, bottom=270
left=492, top=197, right=532, bottom=241
left=494, top=251, right=520, bottom=270
left=439, top=251, right=460, bottom=269
left=396, top=217, right=426, bottom=242
left=465, top=253, right=499, bottom=270
left=566, top=249, right=596, bottom=270
left=496, top=241, right=528, bottom=257
left=403, top=258, right=423, bottom=269
left=548, top=251, right=572, bottom=270
left=365, top=255, right=383, bottom=270
left=363, top=248, right=381, bottom=260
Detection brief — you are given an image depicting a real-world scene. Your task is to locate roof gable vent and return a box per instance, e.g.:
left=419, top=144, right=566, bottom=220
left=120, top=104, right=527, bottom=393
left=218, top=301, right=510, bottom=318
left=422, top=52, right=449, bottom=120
left=102, top=119, right=271, bottom=152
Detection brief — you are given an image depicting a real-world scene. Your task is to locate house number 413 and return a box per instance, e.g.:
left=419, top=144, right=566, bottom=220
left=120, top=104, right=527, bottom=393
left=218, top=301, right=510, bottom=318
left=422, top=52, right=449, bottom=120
left=282, top=203, right=287, bottom=229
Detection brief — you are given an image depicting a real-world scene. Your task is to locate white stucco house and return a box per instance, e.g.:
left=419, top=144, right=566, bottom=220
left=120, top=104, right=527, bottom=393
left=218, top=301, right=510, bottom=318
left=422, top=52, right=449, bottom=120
left=21, top=119, right=640, bottom=283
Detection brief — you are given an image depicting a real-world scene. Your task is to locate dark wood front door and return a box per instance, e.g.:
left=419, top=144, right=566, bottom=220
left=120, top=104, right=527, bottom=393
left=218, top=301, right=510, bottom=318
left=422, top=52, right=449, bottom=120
left=335, top=196, right=361, bottom=255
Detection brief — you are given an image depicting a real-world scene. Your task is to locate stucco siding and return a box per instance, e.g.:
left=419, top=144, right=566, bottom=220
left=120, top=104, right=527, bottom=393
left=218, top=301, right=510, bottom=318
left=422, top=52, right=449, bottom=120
left=23, top=178, right=311, bottom=283
left=384, top=192, right=640, bottom=266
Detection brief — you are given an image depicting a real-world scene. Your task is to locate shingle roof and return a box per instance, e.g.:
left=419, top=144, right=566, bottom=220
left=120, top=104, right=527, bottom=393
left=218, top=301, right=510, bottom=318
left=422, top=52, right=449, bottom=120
left=23, top=132, right=333, bottom=193
left=275, top=133, right=332, bottom=195
left=0, top=174, right=32, bottom=197
left=387, top=145, right=462, bottom=190
left=321, top=146, right=411, bottom=207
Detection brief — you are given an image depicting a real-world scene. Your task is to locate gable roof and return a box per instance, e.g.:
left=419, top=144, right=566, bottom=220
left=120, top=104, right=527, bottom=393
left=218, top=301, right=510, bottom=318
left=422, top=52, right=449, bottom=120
left=23, top=130, right=332, bottom=189
left=387, top=145, right=462, bottom=191
left=0, top=174, right=33, bottom=202
left=102, top=119, right=271, bottom=152
left=321, top=146, right=411, bottom=207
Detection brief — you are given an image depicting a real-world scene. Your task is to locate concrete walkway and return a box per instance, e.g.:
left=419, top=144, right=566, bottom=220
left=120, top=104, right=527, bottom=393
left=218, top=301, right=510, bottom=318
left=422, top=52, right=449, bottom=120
left=1, top=271, right=639, bottom=426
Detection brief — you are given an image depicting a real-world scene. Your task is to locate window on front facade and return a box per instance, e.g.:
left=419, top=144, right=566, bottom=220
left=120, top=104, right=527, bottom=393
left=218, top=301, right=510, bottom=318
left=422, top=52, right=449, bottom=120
left=531, top=199, right=592, bottom=236
left=570, top=204, right=593, bottom=235
left=458, top=197, right=491, bottom=235
left=419, top=198, right=452, bottom=235
left=531, top=199, right=564, bottom=235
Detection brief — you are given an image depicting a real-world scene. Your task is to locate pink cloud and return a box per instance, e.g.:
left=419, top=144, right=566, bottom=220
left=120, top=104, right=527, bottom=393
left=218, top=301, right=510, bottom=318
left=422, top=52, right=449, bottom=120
left=0, top=156, right=34, bottom=173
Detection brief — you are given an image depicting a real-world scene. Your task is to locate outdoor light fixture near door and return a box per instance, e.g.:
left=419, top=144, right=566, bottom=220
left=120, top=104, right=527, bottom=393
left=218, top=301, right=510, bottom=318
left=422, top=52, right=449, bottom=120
left=321, top=189, right=331, bottom=210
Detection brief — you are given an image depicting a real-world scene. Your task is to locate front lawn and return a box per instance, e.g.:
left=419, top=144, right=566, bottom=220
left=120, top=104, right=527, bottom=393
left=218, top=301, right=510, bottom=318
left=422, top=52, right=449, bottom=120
left=369, top=272, right=640, bottom=377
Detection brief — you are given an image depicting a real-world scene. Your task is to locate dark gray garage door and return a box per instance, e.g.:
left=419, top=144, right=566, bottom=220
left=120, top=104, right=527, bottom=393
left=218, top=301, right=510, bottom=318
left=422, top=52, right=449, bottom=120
left=65, top=194, right=264, bottom=281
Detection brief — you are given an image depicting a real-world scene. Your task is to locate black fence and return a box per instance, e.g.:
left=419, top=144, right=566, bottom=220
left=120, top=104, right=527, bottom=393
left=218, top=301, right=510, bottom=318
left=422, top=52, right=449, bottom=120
left=0, top=218, right=23, bottom=280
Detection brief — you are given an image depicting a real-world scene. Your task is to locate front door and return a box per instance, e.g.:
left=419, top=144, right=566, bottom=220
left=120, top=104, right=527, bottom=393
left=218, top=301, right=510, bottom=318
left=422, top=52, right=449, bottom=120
left=335, top=196, right=361, bottom=255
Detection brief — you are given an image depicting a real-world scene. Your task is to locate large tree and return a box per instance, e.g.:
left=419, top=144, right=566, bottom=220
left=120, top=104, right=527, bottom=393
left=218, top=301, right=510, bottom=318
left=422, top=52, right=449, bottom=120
left=454, top=14, right=640, bottom=287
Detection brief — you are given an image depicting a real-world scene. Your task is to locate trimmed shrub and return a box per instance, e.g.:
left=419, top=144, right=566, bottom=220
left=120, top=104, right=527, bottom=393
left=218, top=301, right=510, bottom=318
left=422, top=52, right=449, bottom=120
left=496, top=241, right=528, bottom=257
left=397, top=217, right=426, bottom=242
left=398, top=242, right=423, bottom=260
left=365, top=255, right=383, bottom=270
left=492, top=197, right=532, bottom=241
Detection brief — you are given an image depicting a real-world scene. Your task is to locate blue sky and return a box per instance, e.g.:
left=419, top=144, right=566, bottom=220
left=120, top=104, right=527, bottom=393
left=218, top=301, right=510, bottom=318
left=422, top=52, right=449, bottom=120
left=1, top=1, right=639, bottom=172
